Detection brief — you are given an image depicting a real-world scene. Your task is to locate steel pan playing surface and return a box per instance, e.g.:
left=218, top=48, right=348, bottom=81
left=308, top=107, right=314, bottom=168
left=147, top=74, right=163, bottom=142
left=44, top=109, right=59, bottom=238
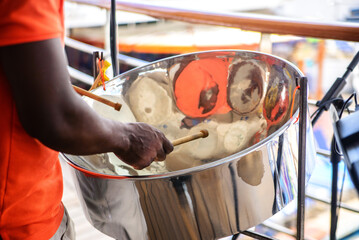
left=61, top=50, right=316, bottom=240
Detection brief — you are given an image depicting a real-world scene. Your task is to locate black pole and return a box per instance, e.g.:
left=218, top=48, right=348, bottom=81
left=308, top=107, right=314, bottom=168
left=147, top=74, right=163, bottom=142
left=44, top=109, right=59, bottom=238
left=110, top=0, right=119, bottom=76
left=297, top=77, right=308, bottom=240
left=92, top=51, right=99, bottom=80
left=330, top=138, right=341, bottom=240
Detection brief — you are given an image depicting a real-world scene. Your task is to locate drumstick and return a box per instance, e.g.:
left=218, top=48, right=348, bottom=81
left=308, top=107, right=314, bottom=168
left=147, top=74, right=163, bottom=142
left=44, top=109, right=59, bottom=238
left=73, top=85, right=122, bottom=111
left=172, top=130, right=209, bottom=146
left=154, top=130, right=209, bottom=161
left=108, top=130, right=209, bottom=168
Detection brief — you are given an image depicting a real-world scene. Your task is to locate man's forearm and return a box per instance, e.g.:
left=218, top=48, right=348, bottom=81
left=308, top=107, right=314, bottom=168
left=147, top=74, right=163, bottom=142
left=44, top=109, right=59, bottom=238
left=0, top=37, right=173, bottom=169
left=0, top=38, right=127, bottom=154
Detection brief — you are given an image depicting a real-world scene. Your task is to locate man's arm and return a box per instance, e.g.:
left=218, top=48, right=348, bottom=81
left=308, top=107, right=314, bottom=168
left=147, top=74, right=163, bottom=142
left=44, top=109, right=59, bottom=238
left=0, top=38, right=173, bottom=169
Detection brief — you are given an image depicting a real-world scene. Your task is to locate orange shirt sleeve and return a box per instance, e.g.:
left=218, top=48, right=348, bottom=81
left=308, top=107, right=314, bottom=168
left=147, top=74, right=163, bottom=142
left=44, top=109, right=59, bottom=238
left=0, top=1, right=65, bottom=239
left=0, top=0, right=64, bottom=46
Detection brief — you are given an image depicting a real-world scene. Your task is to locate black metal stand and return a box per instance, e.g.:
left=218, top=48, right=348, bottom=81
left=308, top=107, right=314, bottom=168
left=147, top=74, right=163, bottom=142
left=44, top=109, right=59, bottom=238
left=311, top=51, right=359, bottom=240
left=110, top=0, right=119, bottom=76
left=330, top=138, right=341, bottom=240
left=312, top=51, right=359, bottom=126
left=297, top=77, right=308, bottom=240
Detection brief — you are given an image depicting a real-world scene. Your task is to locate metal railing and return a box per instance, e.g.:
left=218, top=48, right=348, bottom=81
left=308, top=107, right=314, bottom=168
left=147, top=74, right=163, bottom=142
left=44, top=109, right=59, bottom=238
left=69, top=0, right=359, bottom=42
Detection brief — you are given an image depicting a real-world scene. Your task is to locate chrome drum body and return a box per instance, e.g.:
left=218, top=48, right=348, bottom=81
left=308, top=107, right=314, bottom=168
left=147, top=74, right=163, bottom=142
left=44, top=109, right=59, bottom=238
left=61, top=50, right=316, bottom=240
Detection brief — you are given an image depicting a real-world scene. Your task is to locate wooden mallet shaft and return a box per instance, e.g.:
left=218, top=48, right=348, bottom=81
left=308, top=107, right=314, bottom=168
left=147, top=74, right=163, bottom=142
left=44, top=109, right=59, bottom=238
left=172, top=130, right=209, bottom=146
left=73, top=85, right=122, bottom=111
left=154, top=130, right=209, bottom=161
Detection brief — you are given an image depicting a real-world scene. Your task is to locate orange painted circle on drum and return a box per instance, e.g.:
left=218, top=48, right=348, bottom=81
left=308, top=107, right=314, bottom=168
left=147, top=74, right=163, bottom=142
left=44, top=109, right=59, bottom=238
left=174, top=58, right=232, bottom=118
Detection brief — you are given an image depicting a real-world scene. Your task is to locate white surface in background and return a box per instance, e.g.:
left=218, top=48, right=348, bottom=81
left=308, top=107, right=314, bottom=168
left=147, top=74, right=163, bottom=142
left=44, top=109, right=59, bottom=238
left=275, top=0, right=359, bottom=21
left=64, top=2, right=157, bottom=29
left=64, top=0, right=285, bottom=29
left=129, top=0, right=284, bottom=12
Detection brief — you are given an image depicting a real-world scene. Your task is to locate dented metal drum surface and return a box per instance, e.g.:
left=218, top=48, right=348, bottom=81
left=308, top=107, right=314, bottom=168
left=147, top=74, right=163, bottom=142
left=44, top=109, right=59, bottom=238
left=61, top=50, right=316, bottom=240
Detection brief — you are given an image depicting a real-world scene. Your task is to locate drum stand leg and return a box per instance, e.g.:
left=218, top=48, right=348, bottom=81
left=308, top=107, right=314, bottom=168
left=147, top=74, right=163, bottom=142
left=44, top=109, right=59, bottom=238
left=297, top=77, right=308, bottom=240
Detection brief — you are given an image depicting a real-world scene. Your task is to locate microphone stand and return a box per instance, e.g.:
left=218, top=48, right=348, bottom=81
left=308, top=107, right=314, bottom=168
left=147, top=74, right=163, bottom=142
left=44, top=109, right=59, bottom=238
left=312, top=51, right=359, bottom=125
left=311, top=51, right=359, bottom=240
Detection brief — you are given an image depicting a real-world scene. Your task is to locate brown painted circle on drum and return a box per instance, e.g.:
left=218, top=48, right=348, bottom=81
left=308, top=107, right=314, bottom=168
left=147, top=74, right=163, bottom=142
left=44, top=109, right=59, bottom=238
left=263, top=64, right=290, bottom=127
left=227, top=61, right=264, bottom=114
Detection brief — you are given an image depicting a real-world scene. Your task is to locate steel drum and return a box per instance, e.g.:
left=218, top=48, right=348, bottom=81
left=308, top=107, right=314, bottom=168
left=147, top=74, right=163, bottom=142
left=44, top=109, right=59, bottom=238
left=60, top=50, right=316, bottom=240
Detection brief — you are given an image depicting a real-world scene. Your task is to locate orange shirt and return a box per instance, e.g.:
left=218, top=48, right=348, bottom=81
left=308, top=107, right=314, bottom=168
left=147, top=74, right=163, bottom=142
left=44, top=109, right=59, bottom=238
left=0, top=1, right=65, bottom=239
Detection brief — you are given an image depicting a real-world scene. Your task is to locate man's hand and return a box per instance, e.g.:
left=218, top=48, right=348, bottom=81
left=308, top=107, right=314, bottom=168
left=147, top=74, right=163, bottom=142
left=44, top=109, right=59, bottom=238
left=114, top=123, right=173, bottom=170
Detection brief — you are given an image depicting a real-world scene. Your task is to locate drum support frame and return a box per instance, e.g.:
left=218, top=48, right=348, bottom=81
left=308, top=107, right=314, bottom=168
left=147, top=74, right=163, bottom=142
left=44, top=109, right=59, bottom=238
left=231, top=77, right=308, bottom=240
left=297, top=77, right=308, bottom=240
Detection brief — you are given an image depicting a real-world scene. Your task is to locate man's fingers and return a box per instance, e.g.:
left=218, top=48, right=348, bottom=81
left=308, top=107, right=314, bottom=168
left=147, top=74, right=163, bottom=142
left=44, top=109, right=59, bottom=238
left=162, top=138, right=174, bottom=154
left=154, top=129, right=173, bottom=155
left=155, top=148, right=166, bottom=161
left=132, top=158, right=153, bottom=170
